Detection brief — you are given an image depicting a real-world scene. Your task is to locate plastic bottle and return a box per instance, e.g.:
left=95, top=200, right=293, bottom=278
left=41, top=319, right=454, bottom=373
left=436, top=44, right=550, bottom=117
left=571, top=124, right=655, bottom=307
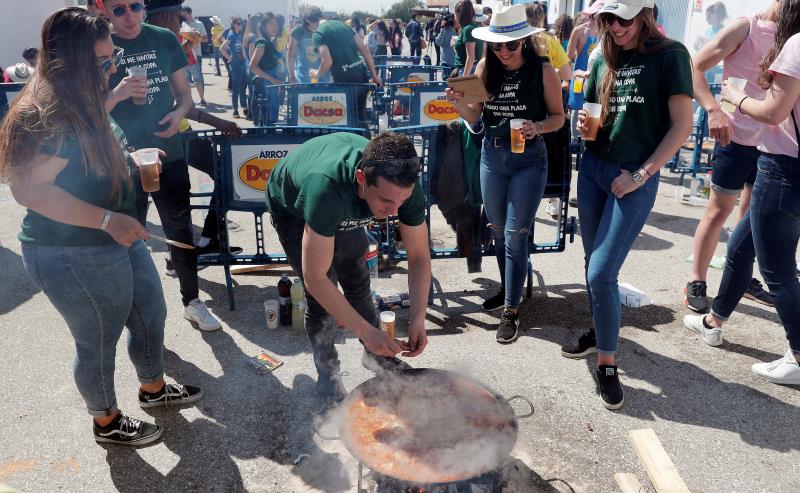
left=702, top=171, right=712, bottom=199
left=290, top=278, right=305, bottom=331
left=618, top=282, right=652, bottom=308
left=277, top=274, right=292, bottom=326
left=365, top=228, right=379, bottom=279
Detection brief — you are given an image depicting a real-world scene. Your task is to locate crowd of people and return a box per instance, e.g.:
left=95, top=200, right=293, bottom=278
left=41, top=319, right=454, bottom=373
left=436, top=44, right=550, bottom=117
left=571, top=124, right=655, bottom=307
left=0, top=0, right=798, bottom=448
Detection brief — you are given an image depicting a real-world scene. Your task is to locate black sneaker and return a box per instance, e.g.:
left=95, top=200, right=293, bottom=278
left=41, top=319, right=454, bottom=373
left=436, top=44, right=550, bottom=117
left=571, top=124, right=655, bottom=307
left=314, top=373, right=348, bottom=403
left=196, top=239, right=243, bottom=256
left=482, top=290, right=504, bottom=312
left=232, top=110, right=240, bottom=119
left=93, top=412, right=163, bottom=446
left=595, top=365, right=624, bottom=410
left=743, top=278, right=774, bottom=307
left=568, top=197, right=578, bottom=208
left=684, top=280, right=710, bottom=313
left=361, top=350, right=412, bottom=375
left=139, top=382, right=204, bottom=408
left=165, top=258, right=177, bottom=277
left=495, top=310, right=519, bottom=344
left=561, top=329, right=597, bottom=358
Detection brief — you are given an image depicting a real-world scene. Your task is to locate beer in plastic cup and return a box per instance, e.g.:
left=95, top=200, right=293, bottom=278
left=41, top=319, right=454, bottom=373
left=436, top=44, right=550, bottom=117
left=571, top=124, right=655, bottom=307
left=135, top=148, right=160, bottom=192
left=721, top=77, right=747, bottom=113
left=380, top=311, right=396, bottom=339
left=510, top=119, right=526, bottom=154
left=264, top=299, right=279, bottom=329
left=126, top=65, right=148, bottom=105
left=573, top=75, right=584, bottom=94
left=581, top=103, right=602, bottom=142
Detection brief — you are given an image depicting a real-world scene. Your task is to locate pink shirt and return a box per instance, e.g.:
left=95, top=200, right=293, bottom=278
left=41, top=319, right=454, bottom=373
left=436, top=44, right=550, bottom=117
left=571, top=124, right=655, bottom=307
left=723, top=13, right=775, bottom=147
left=759, top=33, right=800, bottom=158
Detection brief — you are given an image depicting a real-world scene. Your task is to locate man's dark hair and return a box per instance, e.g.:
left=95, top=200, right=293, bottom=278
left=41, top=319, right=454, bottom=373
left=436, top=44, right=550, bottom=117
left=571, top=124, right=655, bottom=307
left=362, top=133, right=420, bottom=188
left=22, top=47, right=38, bottom=63
left=305, top=6, right=322, bottom=24
left=411, top=13, right=417, bottom=20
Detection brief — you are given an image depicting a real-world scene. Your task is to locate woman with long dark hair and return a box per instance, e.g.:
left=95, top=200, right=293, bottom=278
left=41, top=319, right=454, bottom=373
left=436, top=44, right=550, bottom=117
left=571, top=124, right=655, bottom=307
left=374, top=20, right=390, bottom=57
left=0, top=7, right=202, bottom=446
left=553, top=14, right=574, bottom=51
left=220, top=16, right=248, bottom=118
left=560, top=0, right=693, bottom=409
left=720, top=0, right=800, bottom=384
left=389, top=19, right=403, bottom=56
left=446, top=5, right=564, bottom=344
left=454, top=0, right=483, bottom=76
left=249, top=13, right=283, bottom=124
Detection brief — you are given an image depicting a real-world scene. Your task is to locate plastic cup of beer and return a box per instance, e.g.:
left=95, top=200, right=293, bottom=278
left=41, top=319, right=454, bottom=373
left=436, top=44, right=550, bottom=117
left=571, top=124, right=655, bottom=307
left=510, top=119, right=526, bottom=154
left=721, top=77, right=747, bottom=113
left=380, top=311, right=396, bottom=339
left=126, top=65, right=148, bottom=105
left=135, top=148, right=160, bottom=193
left=573, top=75, right=584, bottom=94
left=581, top=103, right=603, bottom=142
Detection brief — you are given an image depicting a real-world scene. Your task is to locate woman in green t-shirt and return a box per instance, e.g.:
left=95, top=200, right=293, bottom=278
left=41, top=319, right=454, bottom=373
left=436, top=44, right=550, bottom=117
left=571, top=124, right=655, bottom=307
left=446, top=5, right=565, bottom=344
left=249, top=13, right=283, bottom=125
left=562, top=0, right=693, bottom=410
left=454, top=0, right=483, bottom=76
left=0, top=8, right=202, bottom=446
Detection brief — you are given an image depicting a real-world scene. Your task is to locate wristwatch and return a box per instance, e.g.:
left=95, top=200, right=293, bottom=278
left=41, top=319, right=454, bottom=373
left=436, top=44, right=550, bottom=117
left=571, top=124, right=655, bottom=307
left=630, top=169, right=646, bottom=187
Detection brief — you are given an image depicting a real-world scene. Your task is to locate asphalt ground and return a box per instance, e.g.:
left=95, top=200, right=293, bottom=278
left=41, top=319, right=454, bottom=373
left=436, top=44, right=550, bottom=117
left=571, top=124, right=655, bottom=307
left=1, top=60, right=799, bottom=493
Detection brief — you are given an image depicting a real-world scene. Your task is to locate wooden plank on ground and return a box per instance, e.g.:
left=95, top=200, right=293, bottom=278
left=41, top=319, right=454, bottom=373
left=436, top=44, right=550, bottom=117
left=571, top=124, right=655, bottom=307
left=230, top=264, right=291, bottom=275
left=629, top=428, right=690, bottom=493
left=614, top=472, right=645, bottom=493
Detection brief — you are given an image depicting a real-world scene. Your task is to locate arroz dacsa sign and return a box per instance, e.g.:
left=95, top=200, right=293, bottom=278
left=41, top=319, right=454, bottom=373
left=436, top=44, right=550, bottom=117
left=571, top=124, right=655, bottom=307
left=231, top=144, right=299, bottom=202
left=399, top=73, right=431, bottom=95
left=297, top=93, right=348, bottom=126
left=419, top=93, right=459, bottom=125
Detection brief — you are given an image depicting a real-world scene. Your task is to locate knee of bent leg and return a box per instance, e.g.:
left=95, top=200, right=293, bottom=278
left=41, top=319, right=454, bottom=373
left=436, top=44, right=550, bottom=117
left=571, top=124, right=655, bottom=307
left=586, top=265, right=616, bottom=293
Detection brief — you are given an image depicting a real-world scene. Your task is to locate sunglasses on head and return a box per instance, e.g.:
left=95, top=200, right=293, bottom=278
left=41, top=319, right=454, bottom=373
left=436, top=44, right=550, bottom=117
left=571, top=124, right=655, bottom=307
left=600, top=14, right=636, bottom=28
left=370, top=157, right=422, bottom=176
left=111, top=2, right=144, bottom=18
left=490, top=40, right=522, bottom=52
left=100, top=47, right=124, bottom=74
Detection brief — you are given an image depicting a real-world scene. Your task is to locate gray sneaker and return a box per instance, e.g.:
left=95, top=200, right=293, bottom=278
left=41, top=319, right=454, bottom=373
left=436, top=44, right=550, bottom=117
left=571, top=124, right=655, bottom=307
left=683, top=314, right=723, bottom=347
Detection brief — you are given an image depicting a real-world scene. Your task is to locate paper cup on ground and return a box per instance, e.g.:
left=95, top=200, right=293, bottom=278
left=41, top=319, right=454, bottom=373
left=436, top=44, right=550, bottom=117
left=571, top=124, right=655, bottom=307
left=582, top=103, right=602, bottom=141
left=264, top=299, right=279, bottom=329
left=380, top=311, right=396, bottom=339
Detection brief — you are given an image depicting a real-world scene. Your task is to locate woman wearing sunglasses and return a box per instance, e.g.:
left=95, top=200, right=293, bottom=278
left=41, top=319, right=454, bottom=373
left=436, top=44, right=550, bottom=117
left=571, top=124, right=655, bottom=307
left=0, top=8, right=202, bottom=446
left=446, top=5, right=565, bottom=344
left=720, top=0, right=800, bottom=385
left=561, top=0, right=693, bottom=410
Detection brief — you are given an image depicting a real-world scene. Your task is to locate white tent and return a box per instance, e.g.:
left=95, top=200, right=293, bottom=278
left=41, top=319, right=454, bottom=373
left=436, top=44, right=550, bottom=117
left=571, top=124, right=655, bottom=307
left=1, top=0, right=79, bottom=71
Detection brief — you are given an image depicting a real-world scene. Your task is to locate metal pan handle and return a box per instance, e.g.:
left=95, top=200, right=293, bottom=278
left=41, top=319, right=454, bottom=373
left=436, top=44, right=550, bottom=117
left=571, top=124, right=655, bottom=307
left=507, top=395, right=535, bottom=419
left=312, top=419, right=341, bottom=441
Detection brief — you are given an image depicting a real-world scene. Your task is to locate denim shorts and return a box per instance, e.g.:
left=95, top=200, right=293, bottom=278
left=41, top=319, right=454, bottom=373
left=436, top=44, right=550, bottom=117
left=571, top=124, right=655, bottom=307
left=185, top=63, right=204, bottom=84
left=711, top=141, right=759, bottom=194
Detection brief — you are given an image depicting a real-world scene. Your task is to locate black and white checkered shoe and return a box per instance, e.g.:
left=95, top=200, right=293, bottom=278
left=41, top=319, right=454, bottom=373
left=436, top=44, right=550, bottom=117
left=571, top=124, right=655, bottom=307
left=139, top=382, right=204, bottom=408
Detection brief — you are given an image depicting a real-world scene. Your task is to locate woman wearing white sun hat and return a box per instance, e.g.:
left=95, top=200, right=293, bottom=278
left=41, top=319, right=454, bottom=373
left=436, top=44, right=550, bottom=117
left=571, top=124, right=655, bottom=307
left=559, top=0, right=694, bottom=410
left=446, top=4, right=565, bottom=344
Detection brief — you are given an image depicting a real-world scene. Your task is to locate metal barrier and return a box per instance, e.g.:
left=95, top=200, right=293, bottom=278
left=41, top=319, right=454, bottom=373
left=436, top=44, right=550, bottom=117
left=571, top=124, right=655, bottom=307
left=0, top=82, right=25, bottom=120
left=665, top=83, right=720, bottom=186
left=182, top=126, right=370, bottom=309
left=385, top=82, right=460, bottom=128
left=375, top=65, right=448, bottom=115
left=374, top=55, right=421, bottom=81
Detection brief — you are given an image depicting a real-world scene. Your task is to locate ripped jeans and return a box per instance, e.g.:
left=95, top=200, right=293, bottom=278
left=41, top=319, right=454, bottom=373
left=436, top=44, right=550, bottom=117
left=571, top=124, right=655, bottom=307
left=480, top=136, right=548, bottom=309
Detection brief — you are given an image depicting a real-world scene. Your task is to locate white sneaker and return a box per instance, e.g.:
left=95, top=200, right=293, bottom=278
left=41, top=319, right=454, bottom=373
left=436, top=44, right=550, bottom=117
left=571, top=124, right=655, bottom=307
left=683, top=314, right=722, bottom=347
left=183, top=299, right=222, bottom=331
left=545, top=199, right=560, bottom=219
left=751, top=350, right=800, bottom=385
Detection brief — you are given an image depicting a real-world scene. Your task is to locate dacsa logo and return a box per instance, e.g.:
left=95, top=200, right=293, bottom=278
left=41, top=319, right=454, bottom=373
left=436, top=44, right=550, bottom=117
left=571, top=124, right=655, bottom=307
left=424, top=96, right=458, bottom=121
left=400, top=74, right=426, bottom=95
left=238, top=149, right=290, bottom=191
left=301, top=95, right=345, bottom=124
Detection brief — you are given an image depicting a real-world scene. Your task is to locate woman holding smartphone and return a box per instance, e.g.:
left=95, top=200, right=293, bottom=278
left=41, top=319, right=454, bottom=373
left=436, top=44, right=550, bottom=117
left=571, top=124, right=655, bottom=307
left=446, top=5, right=564, bottom=344
left=560, top=0, right=693, bottom=410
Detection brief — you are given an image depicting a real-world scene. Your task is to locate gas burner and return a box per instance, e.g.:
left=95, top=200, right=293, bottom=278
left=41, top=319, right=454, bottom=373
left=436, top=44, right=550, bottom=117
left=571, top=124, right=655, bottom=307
left=360, top=464, right=503, bottom=493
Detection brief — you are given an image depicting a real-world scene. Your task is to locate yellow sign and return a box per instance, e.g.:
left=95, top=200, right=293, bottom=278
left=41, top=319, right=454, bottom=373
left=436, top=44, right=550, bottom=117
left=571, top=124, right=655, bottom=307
left=423, top=98, right=459, bottom=121
left=237, top=151, right=289, bottom=191
left=300, top=96, right=346, bottom=124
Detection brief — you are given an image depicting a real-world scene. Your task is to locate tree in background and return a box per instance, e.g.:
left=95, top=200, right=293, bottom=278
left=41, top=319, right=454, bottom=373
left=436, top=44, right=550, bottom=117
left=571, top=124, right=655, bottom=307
left=386, top=0, right=424, bottom=22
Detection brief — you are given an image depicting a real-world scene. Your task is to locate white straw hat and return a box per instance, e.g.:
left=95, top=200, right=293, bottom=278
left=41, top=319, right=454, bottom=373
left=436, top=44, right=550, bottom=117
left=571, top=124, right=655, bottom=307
left=5, top=63, right=32, bottom=82
left=472, top=5, right=544, bottom=43
left=599, top=0, right=655, bottom=21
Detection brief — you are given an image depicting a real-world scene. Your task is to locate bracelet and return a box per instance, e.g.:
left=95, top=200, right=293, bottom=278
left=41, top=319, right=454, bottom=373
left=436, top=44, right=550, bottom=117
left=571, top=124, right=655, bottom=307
left=99, top=209, right=113, bottom=231
left=640, top=167, right=651, bottom=178
left=737, top=96, right=749, bottom=115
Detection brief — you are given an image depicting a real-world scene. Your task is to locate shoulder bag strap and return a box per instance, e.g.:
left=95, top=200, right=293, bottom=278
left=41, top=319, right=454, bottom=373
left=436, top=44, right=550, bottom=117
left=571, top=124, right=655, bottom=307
left=792, top=110, right=800, bottom=155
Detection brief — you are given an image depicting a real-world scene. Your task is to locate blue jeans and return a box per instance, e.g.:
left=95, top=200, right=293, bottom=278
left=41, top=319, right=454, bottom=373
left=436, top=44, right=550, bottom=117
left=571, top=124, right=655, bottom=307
left=252, top=76, right=280, bottom=125
left=21, top=240, right=167, bottom=416
left=711, top=212, right=755, bottom=322
left=229, top=57, right=248, bottom=111
left=749, top=153, right=800, bottom=354
left=480, top=137, right=548, bottom=309
left=578, top=151, right=659, bottom=354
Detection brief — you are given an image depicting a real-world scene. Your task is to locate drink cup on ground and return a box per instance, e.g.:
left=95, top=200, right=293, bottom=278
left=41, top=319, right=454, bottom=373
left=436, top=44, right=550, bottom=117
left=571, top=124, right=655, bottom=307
left=264, top=299, right=279, bottom=329
left=380, top=311, right=396, bottom=339
left=126, top=65, right=149, bottom=105
left=135, top=148, right=160, bottom=192
left=721, top=77, right=747, bottom=113
left=581, top=103, right=602, bottom=142
left=510, top=119, right=525, bottom=154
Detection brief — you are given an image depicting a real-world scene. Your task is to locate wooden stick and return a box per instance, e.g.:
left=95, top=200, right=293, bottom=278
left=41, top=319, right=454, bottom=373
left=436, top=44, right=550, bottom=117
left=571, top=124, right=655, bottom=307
left=629, top=429, right=690, bottom=493
left=229, top=264, right=291, bottom=275
left=614, top=473, right=645, bottom=493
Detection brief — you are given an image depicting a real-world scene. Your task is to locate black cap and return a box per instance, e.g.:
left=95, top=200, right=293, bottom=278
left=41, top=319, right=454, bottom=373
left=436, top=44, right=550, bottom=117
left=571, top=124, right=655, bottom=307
left=144, top=0, right=184, bottom=15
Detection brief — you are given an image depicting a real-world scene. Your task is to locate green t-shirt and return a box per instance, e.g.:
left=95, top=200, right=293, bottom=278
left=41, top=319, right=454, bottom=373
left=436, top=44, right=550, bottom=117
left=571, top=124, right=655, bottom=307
left=454, top=23, right=484, bottom=69
left=266, top=133, right=426, bottom=237
left=19, top=118, right=137, bottom=246
left=311, top=20, right=367, bottom=83
left=109, top=23, right=188, bottom=163
left=584, top=41, right=693, bottom=163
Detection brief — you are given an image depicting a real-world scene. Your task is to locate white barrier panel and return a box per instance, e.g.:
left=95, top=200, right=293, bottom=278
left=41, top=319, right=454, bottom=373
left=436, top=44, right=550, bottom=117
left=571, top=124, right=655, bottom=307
left=297, top=92, right=348, bottom=126
left=419, top=93, right=459, bottom=125
left=232, top=143, right=300, bottom=203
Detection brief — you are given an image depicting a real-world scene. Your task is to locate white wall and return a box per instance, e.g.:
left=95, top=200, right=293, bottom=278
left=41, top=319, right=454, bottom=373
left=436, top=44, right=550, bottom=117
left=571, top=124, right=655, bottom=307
left=182, top=0, right=299, bottom=25
left=1, top=0, right=78, bottom=71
